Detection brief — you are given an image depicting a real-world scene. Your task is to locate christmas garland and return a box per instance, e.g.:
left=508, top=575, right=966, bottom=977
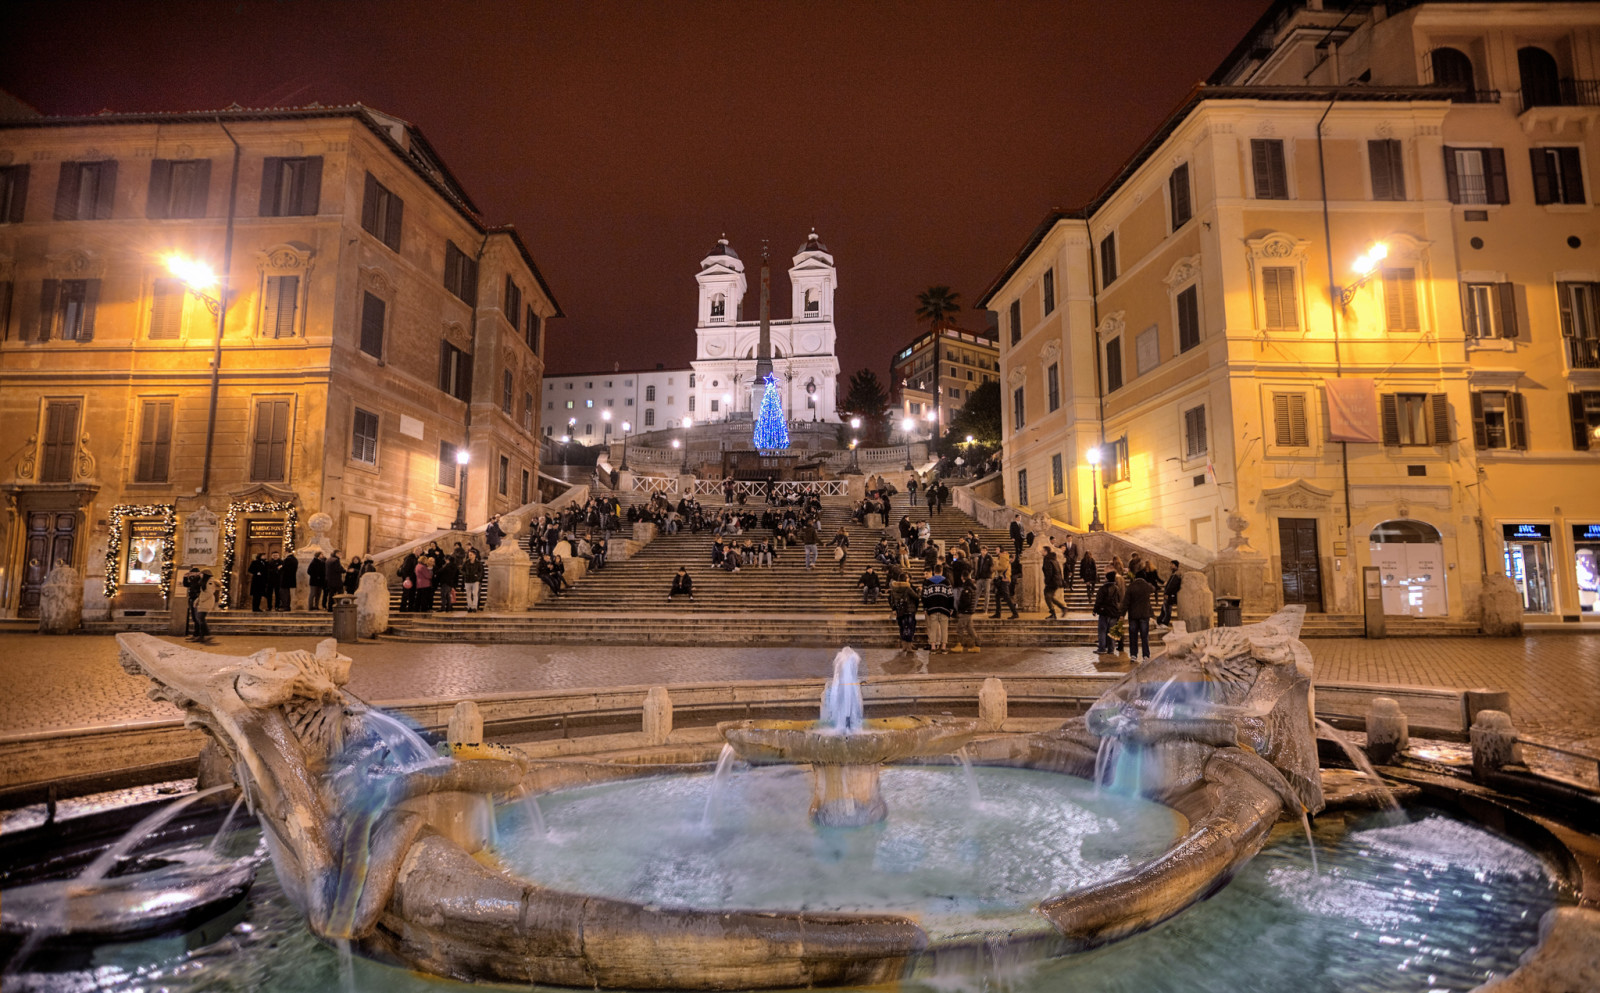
left=103, top=504, right=177, bottom=600
left=220, top=500, right=299, bottom=610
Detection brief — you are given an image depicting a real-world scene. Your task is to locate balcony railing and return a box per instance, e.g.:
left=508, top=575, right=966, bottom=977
left=1519, top=78, right=1600, bottom=112
left=1568, top=337, right=1600, bottom=370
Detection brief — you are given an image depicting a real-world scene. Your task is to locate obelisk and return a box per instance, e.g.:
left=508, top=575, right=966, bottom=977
left=755, top=241, right=773, bottom=381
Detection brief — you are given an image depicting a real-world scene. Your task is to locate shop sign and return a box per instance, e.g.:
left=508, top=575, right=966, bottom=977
left=183, top=508, right=219, bottom=565
left=1572, top=523, right=1600, bottom=543
left=247, top=519, right=288, bottom=541
left=1502, top=523, right=1551, bottom=542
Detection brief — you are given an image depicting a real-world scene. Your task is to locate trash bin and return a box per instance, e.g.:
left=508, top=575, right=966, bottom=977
left=331, top=594, right=358, bottom=643
left=1215, top=596, right=1242, bottom=628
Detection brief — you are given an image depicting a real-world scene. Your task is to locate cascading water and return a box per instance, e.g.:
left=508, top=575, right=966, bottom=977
left=956, top=747, right=982, bottom=807
left=700, top=743, right=738, bottom=829
left=1094, top=736, right=1117, bottom=793
left=209, top=793, right=246, bottom=856
left=819, top=647, right=864, bottom=732
left=1313, top=717, right=1401, bottom=818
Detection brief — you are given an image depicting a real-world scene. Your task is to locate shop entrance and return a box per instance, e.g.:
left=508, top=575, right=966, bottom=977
left=1277, top=517, right=1324, bottom=611
left=1503, top=523, right=1555, bottom=614
left=1370, top=520, right=1447, bottom=616
left=1572, top=524, right=1600, bottom=615
left=237, top=518, right=287, bottom=610
left=20, top=510, right=77, bottom=617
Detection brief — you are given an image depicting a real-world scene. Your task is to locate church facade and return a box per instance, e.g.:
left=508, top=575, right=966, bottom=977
left=689, top=231, right=841, bottom=424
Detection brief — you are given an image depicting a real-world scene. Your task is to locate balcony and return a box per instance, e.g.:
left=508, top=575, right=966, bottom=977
left=1435, top=85, right=1501, bottom=104
left=1568, top=336, right=1600, bottom=371
left=1518, top=78, right=1600, bottom=114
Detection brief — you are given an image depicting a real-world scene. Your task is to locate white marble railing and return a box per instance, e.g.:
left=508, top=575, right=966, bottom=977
left=622, top=447, right=682, bottom=466
left=692, top=479, right=848, bottom=499
left=630, top=475, right=679, bottom=495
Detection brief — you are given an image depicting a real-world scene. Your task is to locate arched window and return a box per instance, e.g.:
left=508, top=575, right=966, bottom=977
left=804, top=288, right=819, bottom=314
left=644, top=408, right=655, bottom=427
left=689, top=373, right=696, bottom=388
left=1429, top=47, right=1475, bottom=96
left=710, top=293, right=725, bottom=317
left=645, top=385, right=656, bottom=401
left=1518, top=46, right=1562, bottom=108
left=1370, top=519, right=1442, bottom=544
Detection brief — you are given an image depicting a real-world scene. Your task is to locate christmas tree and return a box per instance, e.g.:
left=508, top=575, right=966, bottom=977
left=752, top=374, right=790, bottom=451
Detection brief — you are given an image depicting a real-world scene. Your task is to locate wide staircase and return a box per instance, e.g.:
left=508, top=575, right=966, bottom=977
left=388, top=497, right=1102, bottom=646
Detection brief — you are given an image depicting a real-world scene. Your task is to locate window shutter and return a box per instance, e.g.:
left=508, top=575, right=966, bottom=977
left=259, top=158, right=282, bottom=216
left=186, top=159, right=211, bottom=217
left=92, top=161, right=116, bottom=219
left=1178, top=285, right=1200, bottom=350
left=1384, top=268, right=1419, bottom=330
left=263, top=275, right=298, bottom=338
left=1529, top=149, right=1555, bottom=204
left=1495, top=282, right=1518, bottom=338
left=439, top=340, right=453, bottom=392
left=54, top=163, right=80, bottom=220
left=147, top=159, right=173, bottom=219
left=150, top=278, right=183, bottom=339
left=1470, top=392, right=1488, bottom=448
left=1381, top=393, right=1400, bottom=445
left=462, top=254, right=479, bottom=306
left=1462, top=284, right=1480, bottom=337
left=270, top=401, right=290, bottom=480
left=1251, top=140, right=1272, bottom=196
left=137, top=401, right=158, bottom=481
left=1442, top=147, right=1461, bottom=203
left=42, top=402, right=80, bottom=482
left=1270, top=142, right=1288, bottom=198
left=1429, top=393, right=1450, bottom=444
left=1559, top=147, right=1586, bottom=204
left=297, top=157, right=322, bottom=215
left=384, top=192, right=403, bottom=249
left=5, top=165, right=27, bottom=223
left=1572, top=393, right=1592, bottom=450
left=36, top=278, right=59, bottom=341
left=1170, top=163, right=1191, bottom=228
left=251, top=401, right=271, bottom=480
left=444, top=242, right=462, bottom=296
left=458, top=351, right=473, bottom=402
left=359, top=292, right=385, bottom=358
left=361, top=172, right=379, bottom=232
left=526, top=306, right=539, bottom=353
left=1507, top=392, right=1528, bottom=450
left=1273, top=393, right=1305, bottom=446
left=1558, top=282, right=1575, bottom=337
left=1263, top=268, right=1283, bottom=328
left=154, top=401, right=173, bottom=481
left=1368, top=141, right=1399, bottom=200
left=78, top=279, right=99, bottom=341
left=1486, top=148, right=1509, bottom=204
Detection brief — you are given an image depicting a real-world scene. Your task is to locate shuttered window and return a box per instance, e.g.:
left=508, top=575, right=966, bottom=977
left=1470, top=391, right=1527, bottom=451
left=351, top=408, right=379, bottom=465
left=1368, top=140, right=1406, bottom=201
left=1013, top=386, right=1026, bottom=430
left=0, top=164, right=28, bottom=223
left=1250, top=139, right=1289, bottom=199
left=135, top=399, right=174, bottom=482
left=259, top=157, right=322, bottom=217
left=359, top=292, right=385, bottom=358
left=1177, top=284, right=1201, bottom=352
left=360, top=172, right=404, bottom=250
left=1016, top=469, right=1028, bottom=505
left=1009, top=299, right=1022, bottom=345
left=1051, top=453, right=1064, bottom=496
left=1099, top=232, right=1118, bottom=285
left=523, top=391, right=534, bottom=430
left=251, top=399, right=291, bottom=481
left=1111, top=436, right=1130, bottom=483
left=1443, top=147, right=1509, bottom=205
left=1530, top=147, right=1586, bottom=205
left=521, top=469, right=531, bottom=504
left=1382, top=267, right=1421, bottom=331
left=1184, top=405, right=1207, bottom=457
left=438, top=341, right=471, bottom=401
left=1169, top=162, right=1192, bottom=229
left=502, top=369, right=514, bottom=414
left=1463, top=283, right=1518, bottom=339
left=1381, top=392, right=1450, bottom=445
left=499, top=455, right=509, bottom=495
left=1261, top=267, right=1297, bottom=329
left=443, top=241, right=478, bottom=304
left=149, top=278, right=185, bottom=340
left=54, top=161, right=117, bottom=220
left=40, top=401, right=81, bottom=482
left=1571, top=392, right=1600, bottom=450
left=1273, top=392, right=1309, bottom=447
left=261, top=275, right=299, bottom=338
left=146, top=159, right=211, bottom=219
left=0, top=281, right=12, bottom=340
left=524, top=305, right=540, bottom=353
left=38, top=279, right=100, bottom=341
left=1105, top=336, right=1123, bottom=392
left=438, top=441, right=459, bottom=488
left=1042, top=269, right=1055, bottom=315
left=504, top=275, right=522, bottom=324
left=1047, top=362, right=1060, bottom=412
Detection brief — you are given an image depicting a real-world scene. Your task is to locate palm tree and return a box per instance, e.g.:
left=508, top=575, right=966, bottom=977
left=914, top=286, right=962, bottom=429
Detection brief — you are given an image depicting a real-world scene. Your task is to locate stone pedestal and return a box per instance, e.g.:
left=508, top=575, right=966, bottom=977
left=978, top=677, right=1007, bottom=731
left=642, top=686, right=673, bottom=744
left=449, top=701, right=484, bottom=747
left=616, top=470, right=636, bottom=494
left=1210, top=554, right=1272, bottom=615
left=845, top=475, right=866, bottom=502
left=1470, top=709, right=1523, bottom=781
left=1479, top=572, right=1523, bottom=637
left=487, top=517, right=532, bottom=611
left=39, top=564, right=83, bottom=634
left=355, top=571, right=391, bottom=638
left=295, top=512, right=335, bottom=613
left=1365, top=697, right=1409, bottom=765
left=1017, top=541, right=1044, bottom=613
left=810, top=763, right=887, bottom=827
left=1176, top=569, right=1213, bottom=632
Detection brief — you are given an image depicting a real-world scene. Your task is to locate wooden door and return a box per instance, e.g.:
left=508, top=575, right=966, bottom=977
left=1278, top=517, right=1324, bottom=612
left=20, top=511, right=77, bottom=616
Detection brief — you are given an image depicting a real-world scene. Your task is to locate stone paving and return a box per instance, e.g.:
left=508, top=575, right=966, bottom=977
left=2, top=632, right=1597, bottom=755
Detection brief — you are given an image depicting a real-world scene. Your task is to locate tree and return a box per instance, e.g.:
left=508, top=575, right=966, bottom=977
left=752, top=374, right=790, bottom=451
left=838, top=368, right=891, bottom=444
left=939, top=379, right=1001, bottom=455
left=914, top=285, right=962, bottom=329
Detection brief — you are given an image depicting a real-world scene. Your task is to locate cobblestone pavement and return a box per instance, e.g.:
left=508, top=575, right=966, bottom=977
left=1, top=633, right=1596, bottom=756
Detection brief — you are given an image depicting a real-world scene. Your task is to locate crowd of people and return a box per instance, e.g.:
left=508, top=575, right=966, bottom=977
left=241, top=548, right=374, bottom=612
left=396, top=542, right=484, bottom=612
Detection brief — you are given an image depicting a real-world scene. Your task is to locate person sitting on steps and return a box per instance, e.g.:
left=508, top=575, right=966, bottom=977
left=668, top=566, right=695, bottom=602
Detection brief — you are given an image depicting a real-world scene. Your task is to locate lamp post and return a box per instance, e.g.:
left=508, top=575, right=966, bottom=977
left=722, top=392, right=733, bottom=422
left=1338, top=241, right=1389, bottom=306
left=1086, top=445, right=1104, bottom=532
left=901, top=416, right=916, bottom=470
left=164, top=254, right=229, bottom=493
left=620, top=420, right=632, bottom=471
left=452, top=447, right=471, bottom=531
left=602, top=408, right=612, bottom=443
left=846, top=417, right=862, bottom=473
left=680, top=416, right=693, bottom=473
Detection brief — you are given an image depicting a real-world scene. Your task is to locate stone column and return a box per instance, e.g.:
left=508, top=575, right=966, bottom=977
left=642, top=687, right=673, bottom=745
left=295, top=512, right=334, bottom=612
left=486, top=516, right=532, bottom=611
left=1018, top=539, right=1044, bottom=613
left=1470, top=709, right=1523, bottom=782
left=978, top=677, right=1008, bottom=731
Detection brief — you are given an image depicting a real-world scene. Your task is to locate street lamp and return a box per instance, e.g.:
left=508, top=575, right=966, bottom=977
left=901, top=416, right=916, bottom=470
left=845, top=416, right=862, bottom=474
left=680, top=416, right=693, bottom=472
left=1086, top=445, right=1104, bottom=532
left=563, top=416, right=576, bottom=465
left=722, top=392, right=733, bottom=421
left=620, top=419, right=632, bottom=471
left=1338, top=241, right=1389, bottom=305
left=165, top=253, right=229, bottom=494
left=452, top=447, right=471, bottom=531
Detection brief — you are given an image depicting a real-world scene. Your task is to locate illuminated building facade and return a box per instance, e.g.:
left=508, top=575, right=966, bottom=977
left=0, top=105, right=558, bottom=616
left=889, top=326, right=1000, bottom=433
left=982, top=0, right=1600, bottom=624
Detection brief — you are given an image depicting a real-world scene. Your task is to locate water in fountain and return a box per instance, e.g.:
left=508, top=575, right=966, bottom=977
left=819, top=647, right=864, bottom=732
left=1299, top=810, right=1319, bottom=875
left=1094, top=736, right=1117, bottom=793
left=1313, top=717, right=1401, bottom=818
left=955, top=747, right=982, bottom=807
left=209, top=793, right=246, bottom=856
left=519, top=791, right=547, bottom=837
left=700, top=743, right=738, bottom=829
left=1148, top=675, right=1182, bottom=718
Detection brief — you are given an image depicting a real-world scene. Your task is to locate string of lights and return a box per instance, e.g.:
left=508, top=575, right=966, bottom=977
left=219, top=500, right=299, bottom=610
left=102, top=504, right=176, bottom=600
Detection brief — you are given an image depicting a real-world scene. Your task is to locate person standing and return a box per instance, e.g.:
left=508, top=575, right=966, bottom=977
left=414, top=555, right=434, bottom=611
left=989, top=548, right=1019, bottom=619
left=307, top=552, right=326, bottom=611
left=800, top=520, right=820, bottom=569
left=887, top=568, right=919, bottom=654
left=191, top=570, right=218, bottom=644
left=1125, top=570, right=1155, bottom=662
left=1079, top=551, right=1099, bottom=602
left=974, top=548, right=993, bottom=612
left=485, top=514, right=504, bottom=553
left=435, top=552, right=460, bottom=612
left=1093, top=570, right=1124, bottom=655
left=276, top=550, right=298, bottom=612
left=951, top=577, right=980, bottom=653
left=399, top=552, right=418, bottom=612
left=907, top=475, right=919, bottom=507
left=181, top=565, right=203, bottom=636
left=248, top=553, right=271, bottom=612
left=921, top=567, right=955, bottom=654
left=926, top=485, right=938, bottom=519
left=1009, top=516, right=1024, bottom=558
left=1042, top=547, right=1067, bottom=620
left=1062, top=541, right=1079, bottom=591
left=324, top=552, right=345, bottom=611
left=1158, top=560, right=1182, bottom=627
left=264, top=550, right=283, bottom=612
left=831, top=528, right=850, bottom=573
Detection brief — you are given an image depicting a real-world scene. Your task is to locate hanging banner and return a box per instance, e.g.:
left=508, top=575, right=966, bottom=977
left=1326, top=378, right=1382, bottom=443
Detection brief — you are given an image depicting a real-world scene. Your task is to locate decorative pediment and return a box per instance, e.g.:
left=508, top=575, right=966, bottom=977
left=257, top=242, right=316, bottom=274
left=1163, top=254, right=1202, bottom=287
left=228, top=482, right=299, bottom=504
left=442, top=320, right=467, bottom=343
left=1008, top=365, right=1027, bottom=387
left=1097, top=310, right=1125, bottom=338
left=1245, top=232, right=1309, bottom=261
left=1258, top=479, right=1335, bottom=513
left=359, top=264, right=395, bottom=296
left=45, top=248, right=104, bottom=279
left=1040, top=338, right=1061, bottom=364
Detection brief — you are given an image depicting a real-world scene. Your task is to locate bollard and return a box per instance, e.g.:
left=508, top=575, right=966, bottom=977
left=449, top=701, right=484, bottom=748
left=643, top=686, right=673, bottom=744
left=1469, top=709, right=1523, bottom=782
left=1464, top=689, right=1512, bottom=729
left=1365, top=697, right=1409, bottom=765
left=978, top=677, right=1008, bottom=731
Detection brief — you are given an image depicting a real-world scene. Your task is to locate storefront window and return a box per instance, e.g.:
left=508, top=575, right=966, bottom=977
left=125, top=520, right=165, bottom=586
left=1502, top=523, right=1554, bottom=614
left=1573, top=524, right=1600, bottom=615
left=1369, top=520, right=1446, bottom=616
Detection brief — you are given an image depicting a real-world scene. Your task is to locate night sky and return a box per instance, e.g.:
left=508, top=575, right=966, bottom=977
left=0, top=0, right=1269, bottom=380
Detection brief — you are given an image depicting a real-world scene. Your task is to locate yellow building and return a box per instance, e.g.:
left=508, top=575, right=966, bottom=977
left=0, top=105, right=559, bottom=617
left=981, top=0, right=1600, bottom=626
left=889, top=326, right=1000, bottom=433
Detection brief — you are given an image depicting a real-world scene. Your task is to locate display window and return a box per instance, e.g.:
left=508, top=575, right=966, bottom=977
left=1369, top=519, right=1447, bottom=616
left=1573, top=524, right=1600, bottom=615
left=125, top=519, right=166, bottom=586
left=1502, top=523, right=1554, bottom=614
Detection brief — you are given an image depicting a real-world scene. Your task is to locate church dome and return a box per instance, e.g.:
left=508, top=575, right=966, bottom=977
left=798, top=229, right=827, bottom=254
left=705, top=236, right=739, bottom=262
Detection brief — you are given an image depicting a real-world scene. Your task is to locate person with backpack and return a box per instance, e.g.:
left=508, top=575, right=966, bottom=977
left=951, top=577, right=980, bottom=653
left=1094, top=568, right=1125, bottom=655
left=887, top=568, right=920, bottom=654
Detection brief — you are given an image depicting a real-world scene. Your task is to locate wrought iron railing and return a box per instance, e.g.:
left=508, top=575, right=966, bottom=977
left=1568, top=336, right=1600, bottom=370
left=1519, top=78, right=1600, bottom=111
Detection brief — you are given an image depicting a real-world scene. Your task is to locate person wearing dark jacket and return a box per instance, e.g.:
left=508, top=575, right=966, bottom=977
left=887, top=571, right=919, bottom=653
left=1124, top=574, right=1155, bottom=661
left=307, top=552, right=326, bottom=610
left=1158, top=560, right=1183, bottom=627
left=1062, top=541, right=1079, bottom=590
left=399, top=552, right=418, bottom=612
left=323, top=553, right=345, bottom=611
left=667, top=567, right=695, bottom=602
left=951, top=579, right=980, bottom=653
left=276, top=552, right=298, bottom=611
left=1009, top=516, right=1024, bottom=557
left=248, top=553, right=271, bottom=612
left=921, top=570, right=956, bottom=653
left=485, top=515, right=504, bottom=552
left=435, top=554, right=460, bottom=612
left=1042, top=547, right=1067, bottom=619
left=858, top=567, right=881, bottom=604
left=1079, top=552, right=1099, bottom=601
left=1093, top=574, right=1124, bottom=655
left=462, top=549, right=485, bottom=612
